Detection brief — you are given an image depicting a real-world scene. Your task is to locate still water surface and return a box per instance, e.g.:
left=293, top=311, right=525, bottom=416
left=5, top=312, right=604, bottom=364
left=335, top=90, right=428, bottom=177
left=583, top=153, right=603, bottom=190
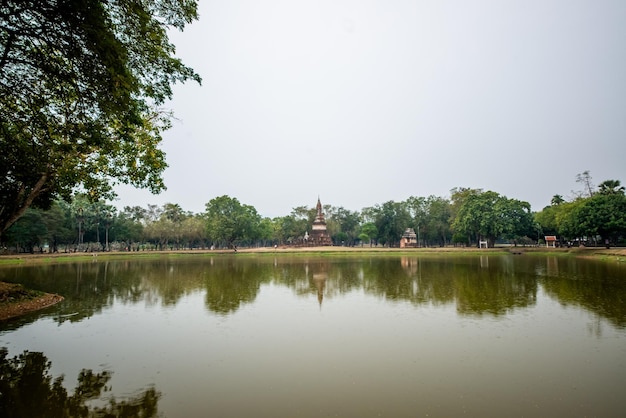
left=1, top=255, right=625, bottom=417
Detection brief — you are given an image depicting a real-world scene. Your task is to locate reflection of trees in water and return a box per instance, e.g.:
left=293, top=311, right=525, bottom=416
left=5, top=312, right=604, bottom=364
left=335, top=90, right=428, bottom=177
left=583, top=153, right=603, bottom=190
left=0, top=257, right=277, bottom=320
left=539, top=257, right=626, bottom=329
left=362, top=257, right=456, bottom=305
left=1, top=255, right=623, bottom=325
left=0, top=262, right=128, bottom=327
left=0, top=347, right=159, bottom=418
left=361, top=257, right=537, bottom=316
left=203, top=259, right=273, bottom=315
left=453, top=259, right=537, bottom=316
left=0, top=259, right=211, bottom=326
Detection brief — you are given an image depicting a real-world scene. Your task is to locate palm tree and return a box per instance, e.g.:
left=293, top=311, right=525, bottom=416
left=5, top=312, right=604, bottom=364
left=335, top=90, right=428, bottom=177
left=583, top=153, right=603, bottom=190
left=597, top=179, right=625, bottom=195
left=551, top=194, right=565, bottom=205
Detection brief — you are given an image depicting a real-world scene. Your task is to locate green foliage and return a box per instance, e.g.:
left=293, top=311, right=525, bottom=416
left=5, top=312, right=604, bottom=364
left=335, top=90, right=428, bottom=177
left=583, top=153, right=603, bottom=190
left=534, top=205, right=558, bottom=236
left=270, top=216, right=303, bottom=245
left=326, top=206, right=361, bottom=245
left=423, top=196, right=452, bottom=246
left=554, top=199, right=586, bottom=240
left=451, top=190, right=533, bottom=247
left=143, top=202, right=193, bottom=249
left=0, top=0, right=201, bottom=237
left=204, top=196, right=262, bottom=247
left=181, top=215, right=208, bottom=248
left=498, top=198, right=533, bottom=243
left=3, top=174, right=624, bottom=251
left=111, top=213, right=144, bottom=244
left=577, top=194, right=626, bottom=243
left=369, top=201, right=410, bottom=247
left=3, top=208, right=47, bottom=252
left=358, top=232, right=371, bottom=245
left=403, top=195, right=452, bottom=246
left=257, top=218, right=274, bottom=245
left=41, top=202, right=75, bottom=252
left=534, top=179, right=626, bottom=245
left=360, top=222, right=378, bottom=245
left=551, top=194, right=565, bottom=205
left=597, top=179, right=625, bottom=195
left=452, top=190, right=500, bottom=246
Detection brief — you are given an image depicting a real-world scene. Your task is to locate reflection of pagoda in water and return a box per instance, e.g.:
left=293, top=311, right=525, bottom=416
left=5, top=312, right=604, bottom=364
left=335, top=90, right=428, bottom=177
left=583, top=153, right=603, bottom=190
left=401, top=257, right=420, bottom=276
left=303, top=262, right=330, bottom=309
left=307, top=197, right=332, bottom=246
left=312, top=271, right=327, bottom=308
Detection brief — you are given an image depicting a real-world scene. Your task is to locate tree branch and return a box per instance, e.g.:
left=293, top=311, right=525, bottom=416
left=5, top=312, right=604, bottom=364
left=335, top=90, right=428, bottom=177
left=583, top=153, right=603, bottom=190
left=2, top=173, right=49, bottom=233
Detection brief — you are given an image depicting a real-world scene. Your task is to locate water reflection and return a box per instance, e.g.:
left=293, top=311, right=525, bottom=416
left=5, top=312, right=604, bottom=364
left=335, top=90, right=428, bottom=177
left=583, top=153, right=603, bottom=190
left=0, top=348, right=159, bottom=417
left=1, top=255, right=625, bottom=417
left=310, top=266, right=327, bottom=307
left=537, top=256, right=626, bottom=329
left=453, top=259, right=538, bottom=316
left=0, top=255, right=624, bottom=327
left=204, top=259, right=269, bottom=315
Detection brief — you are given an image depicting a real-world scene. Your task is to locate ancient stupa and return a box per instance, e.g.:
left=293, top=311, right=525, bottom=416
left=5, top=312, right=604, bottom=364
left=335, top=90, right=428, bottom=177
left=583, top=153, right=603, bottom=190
left=308, top=197, right=332, bottom=246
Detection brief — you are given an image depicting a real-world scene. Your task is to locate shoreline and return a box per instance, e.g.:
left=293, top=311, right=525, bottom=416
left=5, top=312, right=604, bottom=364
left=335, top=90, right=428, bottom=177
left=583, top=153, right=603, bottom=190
left=0, top=246, right=623, bottom=321
left=1, top=245, right=625, bottom=265
left=0, top=282, right=64, bottom=321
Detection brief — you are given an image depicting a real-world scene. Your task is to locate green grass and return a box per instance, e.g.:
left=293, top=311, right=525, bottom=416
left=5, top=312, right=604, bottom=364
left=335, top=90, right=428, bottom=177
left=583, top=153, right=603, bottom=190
left=1, top=246, right=623, bottom=266
left=0, top=282, right=44, bottom=303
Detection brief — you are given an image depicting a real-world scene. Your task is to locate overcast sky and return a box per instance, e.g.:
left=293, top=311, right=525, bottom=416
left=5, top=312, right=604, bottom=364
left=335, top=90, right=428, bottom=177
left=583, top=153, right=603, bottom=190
left=115, top=0, right=626, bottom=218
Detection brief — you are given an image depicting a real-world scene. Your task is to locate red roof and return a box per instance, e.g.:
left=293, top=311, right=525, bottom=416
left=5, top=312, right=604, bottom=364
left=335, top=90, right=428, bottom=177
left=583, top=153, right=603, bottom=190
left=545, top=236, right=557, bottom=241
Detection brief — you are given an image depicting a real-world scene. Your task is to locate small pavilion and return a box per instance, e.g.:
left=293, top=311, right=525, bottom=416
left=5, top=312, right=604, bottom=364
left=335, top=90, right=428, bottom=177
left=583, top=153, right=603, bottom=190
left=400, top=228, right=417, bottom=248
left=545, top=236, right=557, bottom=248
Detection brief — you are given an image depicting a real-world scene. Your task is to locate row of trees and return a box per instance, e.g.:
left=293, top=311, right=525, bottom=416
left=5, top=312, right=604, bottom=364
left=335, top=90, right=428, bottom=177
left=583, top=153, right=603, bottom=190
left=0, top=190, right=526, bottom=252
left=535, top=176, right=626, bottom=246
left=3, top=174, right=624, bottom=253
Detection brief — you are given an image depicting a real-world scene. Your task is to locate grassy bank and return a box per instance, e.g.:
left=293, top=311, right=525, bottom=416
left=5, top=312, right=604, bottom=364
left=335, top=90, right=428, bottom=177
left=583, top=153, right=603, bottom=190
left=1, top=245, right=625, bottom=266
left=0, top=282, right=64, bottom=321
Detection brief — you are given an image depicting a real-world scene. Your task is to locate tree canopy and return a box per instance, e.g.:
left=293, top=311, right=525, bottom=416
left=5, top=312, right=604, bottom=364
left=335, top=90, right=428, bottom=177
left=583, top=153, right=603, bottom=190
left=205, top=196, right=262, bottom=248
left=534, top=174, right=626, bottom=246
left=451, top=190, right=533, bottom=247
left=3, top=172, right=625, bottom=252
left=0, top=0, right=201, bottom=239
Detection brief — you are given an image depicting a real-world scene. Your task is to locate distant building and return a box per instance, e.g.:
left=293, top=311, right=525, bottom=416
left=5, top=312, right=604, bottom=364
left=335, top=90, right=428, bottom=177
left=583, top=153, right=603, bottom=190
left=307, top=197, right=332, bottom=246
left=400, top=228, right=417, bottom=248
left=545, top=236, right=557, bottom=248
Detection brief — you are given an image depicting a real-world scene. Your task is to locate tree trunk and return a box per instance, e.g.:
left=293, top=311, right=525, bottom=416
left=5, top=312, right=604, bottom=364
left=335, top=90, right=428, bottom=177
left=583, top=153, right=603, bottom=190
left=0, top=173, right=49, bottom=237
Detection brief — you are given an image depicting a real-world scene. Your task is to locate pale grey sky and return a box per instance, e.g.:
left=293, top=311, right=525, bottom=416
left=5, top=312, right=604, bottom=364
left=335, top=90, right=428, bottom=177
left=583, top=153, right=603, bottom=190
left=115, top=0, right=626, bottom=217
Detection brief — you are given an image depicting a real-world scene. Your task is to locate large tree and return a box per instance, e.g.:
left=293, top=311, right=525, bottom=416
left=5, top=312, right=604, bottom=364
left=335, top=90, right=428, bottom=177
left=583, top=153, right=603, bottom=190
left=370, top=201, right=410, bottom=247
left=452, top=190, right=532, bottom=247
left=425, top=195, right=452, bottom=246
left=0, top=0, right=201, bottom=240
left=326, top=206, right=361, bottom=246
left=576, top=193, right=626, bottom=245
left=452, top=190, right=502, bottom=247
left=204, top=196, right=262, bottom=248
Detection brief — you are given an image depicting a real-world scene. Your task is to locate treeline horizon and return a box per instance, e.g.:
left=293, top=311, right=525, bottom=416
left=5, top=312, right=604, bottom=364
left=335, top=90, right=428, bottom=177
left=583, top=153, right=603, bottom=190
left=2, top=172, right=625, bottom=253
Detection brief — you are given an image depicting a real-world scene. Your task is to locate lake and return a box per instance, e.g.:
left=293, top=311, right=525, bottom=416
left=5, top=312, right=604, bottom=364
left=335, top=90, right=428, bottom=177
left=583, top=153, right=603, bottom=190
left=1, top=254, right=625, bottom=417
